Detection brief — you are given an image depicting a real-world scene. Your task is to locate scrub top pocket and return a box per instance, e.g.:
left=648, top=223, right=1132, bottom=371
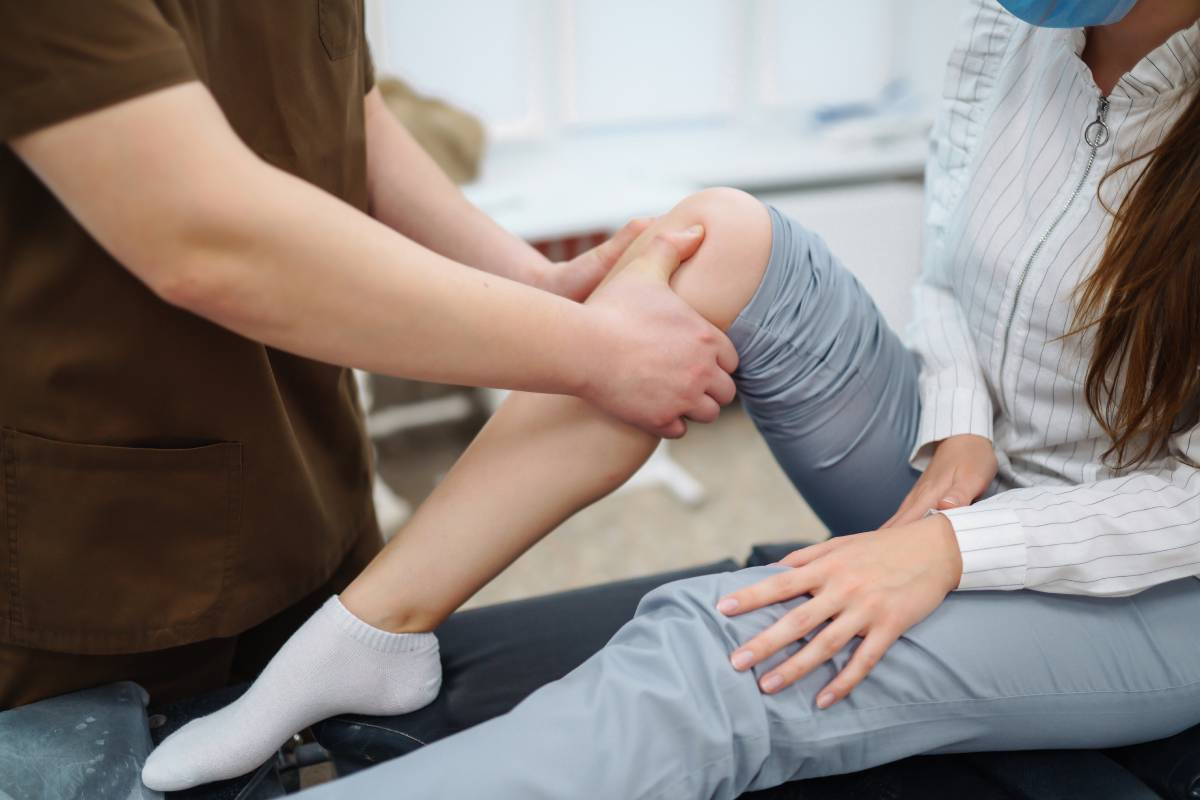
left=0, top=428, right=243, bottom=655
left=318, top=0, right=361, bottom=60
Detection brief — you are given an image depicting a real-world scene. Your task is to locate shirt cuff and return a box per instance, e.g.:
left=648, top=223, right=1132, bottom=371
left=940, top=505, right=1026, bottom=590
left=909, top=386, right=994, bottom=471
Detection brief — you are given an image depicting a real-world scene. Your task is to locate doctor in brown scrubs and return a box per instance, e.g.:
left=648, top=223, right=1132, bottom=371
left=0, top=1, right=737, bottom=707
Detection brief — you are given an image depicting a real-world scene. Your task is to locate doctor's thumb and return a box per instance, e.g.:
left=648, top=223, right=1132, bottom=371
left=622, top=225, right=705, bottom=284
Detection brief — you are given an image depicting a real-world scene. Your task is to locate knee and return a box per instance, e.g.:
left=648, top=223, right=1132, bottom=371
left=673, top=188, right=769, bottom=244
left=670, top=187, right=771, bottom=270
left=634, top=567, right=789, bottom=650
left=629, top=574, right=739, bottom=656
left=673, top=186, right=760, bottom=220
left=637, top=572, right=726, bottom=621
left=664, top=188, right=774, bottom=331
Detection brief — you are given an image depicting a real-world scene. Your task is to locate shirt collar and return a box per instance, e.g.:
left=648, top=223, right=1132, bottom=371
left=1062, top=18, right=1200, bottom=99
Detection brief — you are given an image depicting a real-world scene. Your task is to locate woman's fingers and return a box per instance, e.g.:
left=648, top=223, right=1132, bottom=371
left=884, top=473, right=950, bottom=528
left=721, top=517, right=958, bottom=700
left=716, top=565, right=816, bottom=616
left=814, top=628, right=897, bottom=708
left=881, top=479, right=928, bottom=528
left=777, top=539, right=837, bottom=568
left=728, top=592, right=837, bottom=672
left=937, top=468, right=992, bottom=509
left=934, top=473, right=971, bottom=510
left=758, top=612, right=865, bottom=694
left=891, top=434, right=998, bottom=522
left=881, top=494, right=923, bottom=528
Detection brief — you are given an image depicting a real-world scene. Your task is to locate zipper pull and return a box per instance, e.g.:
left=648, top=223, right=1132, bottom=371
left=1084, top=96, right=1110, bottom=148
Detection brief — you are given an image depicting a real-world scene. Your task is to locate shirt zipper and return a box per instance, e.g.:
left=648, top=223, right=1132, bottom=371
left=997, top=95, right=1110, bottom=409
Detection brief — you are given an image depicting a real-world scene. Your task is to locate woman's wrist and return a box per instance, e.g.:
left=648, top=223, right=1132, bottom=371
left=938, top=433, right=993, bottom=450
left=922, top=513, right=964, bottom=594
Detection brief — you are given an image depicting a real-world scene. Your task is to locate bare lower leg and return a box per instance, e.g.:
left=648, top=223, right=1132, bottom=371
left=340, top=188, right=772, bottom=632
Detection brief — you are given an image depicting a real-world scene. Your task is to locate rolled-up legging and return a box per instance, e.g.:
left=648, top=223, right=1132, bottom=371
left=298, top=206, right=1200, bottom=799
left=727, top=204, right=923, bottom=535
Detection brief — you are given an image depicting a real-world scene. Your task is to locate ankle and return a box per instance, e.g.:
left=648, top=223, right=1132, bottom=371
left=337, top=587, right=440, bottom=634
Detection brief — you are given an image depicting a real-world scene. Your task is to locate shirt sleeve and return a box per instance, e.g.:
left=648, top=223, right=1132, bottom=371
left=904, top=0, right=1015, bottom=470
left=942, top=425, right=1200, bottom=597
left=362, top=39, right=376, bottom=94
left=0, top=1, right=195, bottom=140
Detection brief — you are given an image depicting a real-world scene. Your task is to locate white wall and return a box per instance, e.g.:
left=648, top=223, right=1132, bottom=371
left=763, top=183, right=926, bottom=332
left=366, top=0, right=967, bottom=142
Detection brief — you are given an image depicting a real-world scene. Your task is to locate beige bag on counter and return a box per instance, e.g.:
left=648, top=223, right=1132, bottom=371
left=377, top=77, right=486, bottom=184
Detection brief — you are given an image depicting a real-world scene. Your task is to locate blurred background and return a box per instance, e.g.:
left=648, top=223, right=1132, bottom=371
left=359, top=0, right=964, bottom=608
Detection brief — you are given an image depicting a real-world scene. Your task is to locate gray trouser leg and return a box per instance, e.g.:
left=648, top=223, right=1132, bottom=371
left=301, top=569, right=1200, bottom=800
left=727, top=205, right=922, bottom=535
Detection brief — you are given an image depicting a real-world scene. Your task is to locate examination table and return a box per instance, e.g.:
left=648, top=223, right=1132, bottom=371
left=2, top=545, right=1198, bottom=799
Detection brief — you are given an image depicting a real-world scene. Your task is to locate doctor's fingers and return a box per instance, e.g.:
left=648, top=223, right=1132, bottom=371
left=685, top=395, right=721, bottom=424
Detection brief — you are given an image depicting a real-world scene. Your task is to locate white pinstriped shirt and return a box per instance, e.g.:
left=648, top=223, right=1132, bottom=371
left=905, top=0, right=1200, bottom=596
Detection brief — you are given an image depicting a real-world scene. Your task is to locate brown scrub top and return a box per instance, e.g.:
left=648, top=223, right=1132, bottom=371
left=0, top=1, right=380, bottom=655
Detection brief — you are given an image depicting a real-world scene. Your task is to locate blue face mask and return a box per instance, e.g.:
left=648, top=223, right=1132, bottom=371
left=996, top=0, right=1137, bottom=27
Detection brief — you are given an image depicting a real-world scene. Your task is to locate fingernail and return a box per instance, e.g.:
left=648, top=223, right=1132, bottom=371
left=730, top=650, right=754, bottom=670
left=761, top=674, right=785, bottom=693
left=816, top=691, right=836, bottom=709
left=716, top=597, right=739, bottom=614
left=685, top=224, right=703, bottom=236
left=941, top=497, right=958, bottom=506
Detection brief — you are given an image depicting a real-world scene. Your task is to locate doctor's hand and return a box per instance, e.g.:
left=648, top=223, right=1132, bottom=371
left=882, top=434, right=997, bottom=528
left=717, top=515, right=963, bottom=707
left=579, top=224, right=738, bottom=439
left=536, top=217, right=655, bottom=301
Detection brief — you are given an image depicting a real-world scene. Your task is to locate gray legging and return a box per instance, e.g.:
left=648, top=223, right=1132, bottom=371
left=301, top=207, right=1200, bottom=799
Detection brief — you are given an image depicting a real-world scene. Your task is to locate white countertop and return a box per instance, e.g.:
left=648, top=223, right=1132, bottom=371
left=463, top=120, right=929, bottom=242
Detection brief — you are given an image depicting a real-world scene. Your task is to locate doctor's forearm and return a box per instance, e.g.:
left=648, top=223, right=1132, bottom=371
left=362, top=88, right=550, bottom=285
left=12, top=82, right=590, bottom=396
left=160, top=158, right=589, bottom=394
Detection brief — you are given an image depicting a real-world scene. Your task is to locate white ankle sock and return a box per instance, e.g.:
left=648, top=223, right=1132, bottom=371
left=141, top=596, right=441, bottom=792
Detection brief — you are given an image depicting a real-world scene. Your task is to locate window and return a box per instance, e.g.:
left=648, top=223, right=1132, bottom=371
left=366, top=0, right=965, bottom=142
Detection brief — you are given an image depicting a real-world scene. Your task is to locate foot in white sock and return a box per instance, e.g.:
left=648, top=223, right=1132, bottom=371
left=141, top=596, right=441, bottom=792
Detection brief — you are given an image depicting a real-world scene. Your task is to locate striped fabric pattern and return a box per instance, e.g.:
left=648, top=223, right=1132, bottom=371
left=905, top=0, right=1200, bottom=596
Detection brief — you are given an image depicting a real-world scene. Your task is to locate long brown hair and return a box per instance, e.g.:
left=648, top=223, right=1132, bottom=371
left=1072, top=87, right=1200, bottom=468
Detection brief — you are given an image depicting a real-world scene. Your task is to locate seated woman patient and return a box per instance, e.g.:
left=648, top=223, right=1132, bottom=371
left=144, top=0, right=1200, bottom=794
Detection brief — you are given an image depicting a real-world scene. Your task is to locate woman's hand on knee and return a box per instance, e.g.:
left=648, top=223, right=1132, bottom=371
left=716, top=516, right=964, bottom=707
left=883, top=434, right=997, bottom=528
